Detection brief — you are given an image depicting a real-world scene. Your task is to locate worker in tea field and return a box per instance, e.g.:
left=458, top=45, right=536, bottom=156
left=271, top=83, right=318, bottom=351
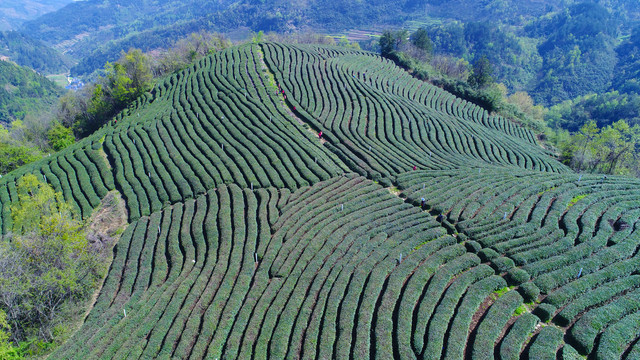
left=413, top=165, right=417, bottom=170
left=318, top=131, right=323, bottom=139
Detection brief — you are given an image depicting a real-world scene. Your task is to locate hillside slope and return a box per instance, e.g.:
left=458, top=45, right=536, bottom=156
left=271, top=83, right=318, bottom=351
left=0, top=31, right=70, bottom=74
left=0, top=43, right=637, bottom=359
left=0, top=60, right=64, bottom=123
left=0, top=0, right=72, bottom=30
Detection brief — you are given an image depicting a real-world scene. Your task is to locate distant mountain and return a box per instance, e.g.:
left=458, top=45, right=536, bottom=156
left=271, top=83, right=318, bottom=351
left=0, top=0, right=74, bottom=31
left=21, top=0, right=421, bottom=76
left=0, top=31, right=70, bottom=74
left=16, top=0, right=640, bottom=105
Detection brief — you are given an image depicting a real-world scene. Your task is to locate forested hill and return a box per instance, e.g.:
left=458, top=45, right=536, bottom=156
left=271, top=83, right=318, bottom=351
left=0, top=60, right=64, bottom=123
left=0, top=31, right=70, bottom=74
left=0, top=42, right=638, bottom=359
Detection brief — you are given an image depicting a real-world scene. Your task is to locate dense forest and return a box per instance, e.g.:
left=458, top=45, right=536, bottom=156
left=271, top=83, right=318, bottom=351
left=0, top=61, right=63, bottom=123
left=0, top=32, right=70, bottom=74
left=419, top=2, right=639, bottom=106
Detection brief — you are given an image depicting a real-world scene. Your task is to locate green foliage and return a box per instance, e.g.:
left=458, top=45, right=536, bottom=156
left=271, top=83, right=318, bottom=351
left=513, top=304, right=528, bottom=316
left=336, top=36, right=360, bottom=49
left=555, top=119, right=640, bottom=175
left=546, top=91, right=640, bottom=132
left=410, top=27, right=433, bottom=54
left=378, top=27, right=543, bottom=126
left=527, top=3, right=618, bottom=104
left=468, top=55, right=493, bottom=89
left=379, top=30, right=408, bottom=57
left=0, top=143, right=42, bottom=175
left=426, top=21, right=542, bottom=92
left=0, top=118, right=55, bottom=174
left=73, top=49, right=153, bottom=137
left=47, top=122, right=75, bottom=151
left=0, top=31, right=69, bottom=74
left=0, top=175, right=102, bottom=345
left=0, top=61, right=64, bottom=123
left=0, top=309, right=21, bottom=359
left=567, top=194, right=586, bottom=208
left=494, top=286, right=510, bottom=298
left=613, top=25, right=640, bottom=94
left=252, top=31, right=264, bottom=43
left=10, top=174, right=73, bottom=231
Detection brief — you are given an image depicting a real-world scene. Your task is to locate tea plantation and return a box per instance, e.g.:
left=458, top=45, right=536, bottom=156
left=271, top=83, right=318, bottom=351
left=1, top=43, right=637, bottom=359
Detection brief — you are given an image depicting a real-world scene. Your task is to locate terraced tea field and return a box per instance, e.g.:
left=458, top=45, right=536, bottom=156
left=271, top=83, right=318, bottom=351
left=0, top=43, right=637, bottom=359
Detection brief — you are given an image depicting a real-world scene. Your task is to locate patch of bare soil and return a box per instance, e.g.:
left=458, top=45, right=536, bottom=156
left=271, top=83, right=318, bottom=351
left=84, top=191, right=128, bottom=317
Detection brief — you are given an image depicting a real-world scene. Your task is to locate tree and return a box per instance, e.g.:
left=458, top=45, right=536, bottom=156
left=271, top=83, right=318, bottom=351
left=252, top=31, right=264, bottom=43
left=0, top=175, right=101, bottom=344
left=507, top=91, right=546, bottom=128
left=594, top=120, right=638, bottom=174
left=410, top=27, right=433, bottom=54
left=379, top=30, right=396, bottom=57
left=47, top=122, right=75, bottom=151
left=119, top=49, right=152, bottom=98
left=469, top=55, right=493, bottom=88
left=105, top=62, right=135, bottom=107
left=379, top=30, right=408, bottom=57
left=556, top=119, right=640, bottom=175
left=337, top=36, right=360, bottom=50
left=0, top=310, right=20, bottom=359
left=150, top=32, right=230, bottom=76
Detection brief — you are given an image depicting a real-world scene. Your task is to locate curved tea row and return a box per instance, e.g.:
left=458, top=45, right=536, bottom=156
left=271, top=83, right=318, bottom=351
left=0, top=42, right=637, bottom=359
left=262, top=42, right=568, bottom=184
left=51, top=176, right=530, bottom=359
left=398, top=167, right=640, bottom=358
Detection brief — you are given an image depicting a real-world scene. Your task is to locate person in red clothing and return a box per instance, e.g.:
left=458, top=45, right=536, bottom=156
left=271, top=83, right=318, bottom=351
left=413, top=165, right=417, bottom=170
left=318, top=131, right=323, bottom=139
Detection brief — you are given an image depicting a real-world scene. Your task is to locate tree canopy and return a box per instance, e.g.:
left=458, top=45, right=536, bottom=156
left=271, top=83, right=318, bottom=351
left=0, top=175, right=102, bottom=348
